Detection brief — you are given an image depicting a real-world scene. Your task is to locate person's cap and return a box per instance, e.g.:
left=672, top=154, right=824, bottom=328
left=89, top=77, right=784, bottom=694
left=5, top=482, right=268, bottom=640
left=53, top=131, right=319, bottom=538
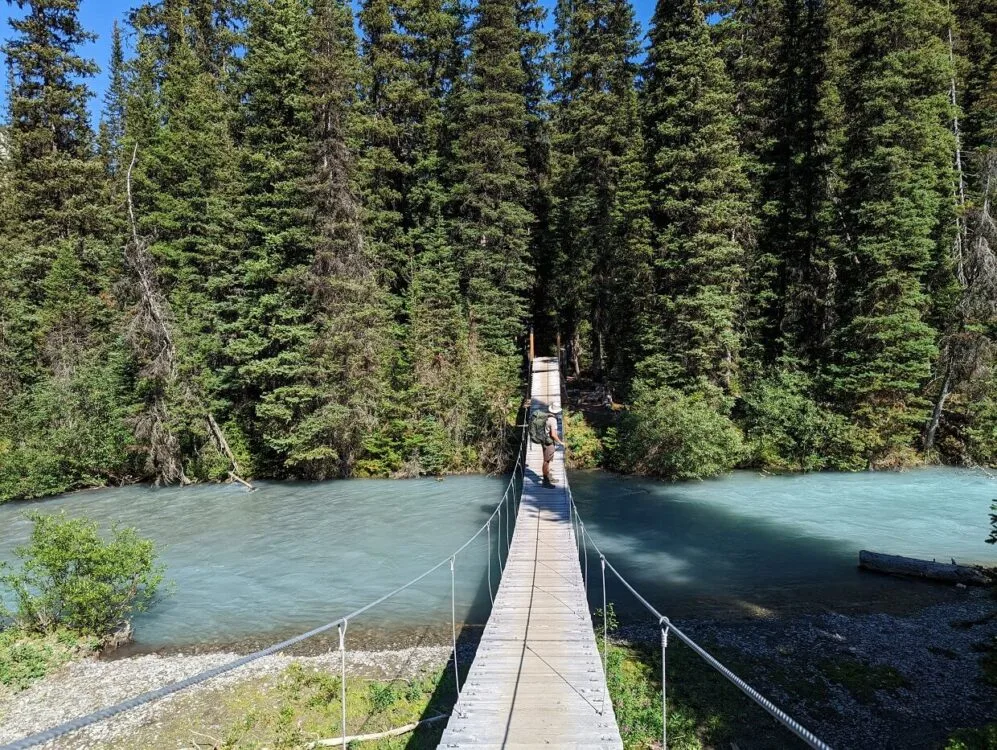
left=549, top=402, right=562, bottom=414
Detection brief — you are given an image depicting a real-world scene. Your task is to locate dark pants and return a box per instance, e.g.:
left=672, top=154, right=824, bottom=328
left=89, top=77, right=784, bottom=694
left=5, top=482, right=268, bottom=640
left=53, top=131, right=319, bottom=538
left=542, top=443, right=556, bottom=479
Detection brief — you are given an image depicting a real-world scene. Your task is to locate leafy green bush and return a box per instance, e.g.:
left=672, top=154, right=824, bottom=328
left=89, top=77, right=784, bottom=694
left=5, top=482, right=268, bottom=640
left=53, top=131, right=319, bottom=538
left=740, top=372, right=866, bottom=472
left=612, top=387, right=744, bottom=480
left=945, top=723, right=997, bottom=750
left=563, top=410, right=603, bottom=469
left=0, top=512, right=166, bottom=638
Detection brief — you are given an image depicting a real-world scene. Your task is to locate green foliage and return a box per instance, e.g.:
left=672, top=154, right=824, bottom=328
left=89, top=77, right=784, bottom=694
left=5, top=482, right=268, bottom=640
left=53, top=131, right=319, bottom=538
left=0, top=627, right=98, bottom=693
left=563, top=410, right=604, bottom=469
left=604, top=643, right=702, bottom=750
left=945, top=724, right=997, bottom=750
left=0, top=512, right=166, bottom=637
left=830, top=0, right=957, bottom=462
left=0, top=354, right=135, bottom=502
left=208, top=662, right=456, bottom=749
left=741, top=372, right=866, bottom=472
left=613, top=387, right=745, bottom=480
left=2, top=0, right=996, bottom=498
left=640, top=0, right=750, bottom=395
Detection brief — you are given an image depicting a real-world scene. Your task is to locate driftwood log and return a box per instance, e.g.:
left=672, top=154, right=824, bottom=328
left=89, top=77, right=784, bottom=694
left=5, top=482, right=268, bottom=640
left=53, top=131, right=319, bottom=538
left=859, top=550, right=991, bottom=585
left=304, top=713, right=449, bottom=747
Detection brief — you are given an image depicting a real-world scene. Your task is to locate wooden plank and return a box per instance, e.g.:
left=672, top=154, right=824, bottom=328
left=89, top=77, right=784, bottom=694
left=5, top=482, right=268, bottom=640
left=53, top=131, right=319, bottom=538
left=437, top=358, right=623, bottom=749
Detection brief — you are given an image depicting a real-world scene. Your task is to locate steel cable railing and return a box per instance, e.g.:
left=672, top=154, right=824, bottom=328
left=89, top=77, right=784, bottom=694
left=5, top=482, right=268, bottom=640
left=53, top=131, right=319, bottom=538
left=562, top=469, right=832, bottom=750
left=0, top=418, right=529, bottom=750
left=554, top=359, right=830, bottom=750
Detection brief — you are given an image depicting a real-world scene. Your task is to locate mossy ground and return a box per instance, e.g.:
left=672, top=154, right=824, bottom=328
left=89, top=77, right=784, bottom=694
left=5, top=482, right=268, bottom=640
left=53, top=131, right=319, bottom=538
left=817, top=658, right=909, bottom=704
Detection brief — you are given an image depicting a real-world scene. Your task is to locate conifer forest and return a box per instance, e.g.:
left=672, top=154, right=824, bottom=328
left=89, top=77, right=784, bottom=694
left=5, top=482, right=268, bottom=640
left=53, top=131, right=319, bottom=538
left=0, top=0, right=994, bottom=501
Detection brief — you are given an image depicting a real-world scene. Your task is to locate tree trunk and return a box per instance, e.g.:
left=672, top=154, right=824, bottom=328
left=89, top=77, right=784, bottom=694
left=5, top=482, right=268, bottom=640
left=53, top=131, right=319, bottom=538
left=924, top=360, right=952, bottom=452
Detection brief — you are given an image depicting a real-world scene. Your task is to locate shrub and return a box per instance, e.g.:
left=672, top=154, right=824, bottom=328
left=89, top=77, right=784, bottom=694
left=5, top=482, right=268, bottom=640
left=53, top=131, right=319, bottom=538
left=563, top=410, right=603, bottom=469
left=740, top=371, right=866, bottom=472
left=0, top=512, right=166, bottom=638
left=613, top=387, right=744, bottom=480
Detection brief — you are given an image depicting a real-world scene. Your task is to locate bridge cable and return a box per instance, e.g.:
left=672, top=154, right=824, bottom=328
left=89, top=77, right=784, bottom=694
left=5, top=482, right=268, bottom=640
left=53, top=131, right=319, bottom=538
left=554, top=359, right=829, bottom=750
left=0, top=423, right=529, bottom=750
left=567, top=482, right=832, bottom=750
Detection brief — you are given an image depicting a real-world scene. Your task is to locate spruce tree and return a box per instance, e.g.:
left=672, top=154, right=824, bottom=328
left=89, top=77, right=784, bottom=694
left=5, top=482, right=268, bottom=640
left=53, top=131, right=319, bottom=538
left=715, top=0, right=842, bottom=371
left=0, top=0, right=128, bottom=497
left=122, top=0, right=246, bottom=482
left=287, top=0, right=394, bottom=477
left=831, top=0, right=957, bottom=462
left=641, top=0, right=750, bottom=396
left=99, top=22, right=128, bottom=176
left=448, top=0, right=532, bottom=357
left=549, top=0, right=648, bottom=380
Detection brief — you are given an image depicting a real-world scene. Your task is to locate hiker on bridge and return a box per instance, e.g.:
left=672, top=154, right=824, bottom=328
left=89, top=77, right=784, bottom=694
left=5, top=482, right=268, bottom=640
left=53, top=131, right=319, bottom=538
left=530, top=402, right=564, bottom=487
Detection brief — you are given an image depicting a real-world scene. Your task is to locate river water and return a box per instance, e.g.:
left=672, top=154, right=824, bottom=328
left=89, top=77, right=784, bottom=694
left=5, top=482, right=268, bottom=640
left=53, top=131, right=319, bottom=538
left=0, top=468, right=993, bottom=652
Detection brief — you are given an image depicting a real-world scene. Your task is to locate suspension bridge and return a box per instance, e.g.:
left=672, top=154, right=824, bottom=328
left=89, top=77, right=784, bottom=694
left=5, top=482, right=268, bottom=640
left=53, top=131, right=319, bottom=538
left=1, top=357, right=831, bottom=750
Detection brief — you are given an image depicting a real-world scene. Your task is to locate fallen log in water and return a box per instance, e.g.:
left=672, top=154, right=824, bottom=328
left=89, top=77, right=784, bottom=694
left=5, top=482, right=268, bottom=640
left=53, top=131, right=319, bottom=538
left=859, top=550, right=991, bottom=585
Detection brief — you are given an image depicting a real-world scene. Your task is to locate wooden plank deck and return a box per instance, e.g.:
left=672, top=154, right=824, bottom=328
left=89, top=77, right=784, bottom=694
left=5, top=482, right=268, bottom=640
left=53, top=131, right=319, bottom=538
left=438, top=357, right=623, bottom=749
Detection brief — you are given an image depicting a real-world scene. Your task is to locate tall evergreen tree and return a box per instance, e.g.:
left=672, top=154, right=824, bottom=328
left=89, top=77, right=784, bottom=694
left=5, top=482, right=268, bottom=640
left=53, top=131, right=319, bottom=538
left=122, top=0, right=246, bottom=482
left=831, top=0, right=957, bottom=463
left=0, top=0, right=129, bottom=498
left=549, top=0, right=648, bottom=381
left=449, top=0, right=532, bottom=356
left=715, top=0, right=843, bottom=371
left=641, top=0, right=750, bottom=396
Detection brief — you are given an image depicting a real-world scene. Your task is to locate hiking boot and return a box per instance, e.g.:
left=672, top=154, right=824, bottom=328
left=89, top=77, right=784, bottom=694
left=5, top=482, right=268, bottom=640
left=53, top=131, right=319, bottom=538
left=542, top=477, right=557, bottom=488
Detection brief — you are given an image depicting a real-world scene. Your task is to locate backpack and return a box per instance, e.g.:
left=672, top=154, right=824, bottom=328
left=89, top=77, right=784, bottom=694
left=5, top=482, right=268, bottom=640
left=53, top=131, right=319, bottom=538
left=529, top=409, right=553, bottom=446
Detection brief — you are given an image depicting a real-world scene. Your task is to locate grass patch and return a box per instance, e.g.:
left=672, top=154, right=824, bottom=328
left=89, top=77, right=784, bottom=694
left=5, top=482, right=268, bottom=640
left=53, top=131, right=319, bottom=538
left=167, top=661, right=463, bottom=749
left=819, top=658, right=908, bottom=704
left=945, top=723, right=997, bottom=750
left=977, top=637, right=997, bottom=687
left=0, top=627, right=97, bottom=693
left=602, top=636, right=818, bottom=749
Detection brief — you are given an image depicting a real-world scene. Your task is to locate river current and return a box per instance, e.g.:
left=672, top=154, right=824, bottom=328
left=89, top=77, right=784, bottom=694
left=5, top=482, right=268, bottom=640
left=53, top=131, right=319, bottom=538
left=0, top=467, right=993, bottom=651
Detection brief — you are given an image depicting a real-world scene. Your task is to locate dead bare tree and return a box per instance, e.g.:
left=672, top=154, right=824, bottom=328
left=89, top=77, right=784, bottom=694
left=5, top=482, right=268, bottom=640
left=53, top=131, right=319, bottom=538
left=121, top=144, right=253, bottom=489
left=925, top=151, right=997, bottom=453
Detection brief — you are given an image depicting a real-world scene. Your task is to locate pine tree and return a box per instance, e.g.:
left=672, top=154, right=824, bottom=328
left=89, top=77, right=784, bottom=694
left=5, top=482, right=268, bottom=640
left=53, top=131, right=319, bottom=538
left=715, top=0, right=843, bottom=371
left=831, top=0, right=957, bottom=463
left=641, top=0, right=750, bottom=396
left=286, top=0, right=394, bottom=477
left=122, top=0, right=246, bottom=482
left=99, top=21, right=128, bottom=176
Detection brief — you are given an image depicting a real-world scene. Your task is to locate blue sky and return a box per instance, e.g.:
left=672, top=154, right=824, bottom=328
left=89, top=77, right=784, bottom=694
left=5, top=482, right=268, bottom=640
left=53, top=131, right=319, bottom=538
left=0, top=0, right=658, bottom=125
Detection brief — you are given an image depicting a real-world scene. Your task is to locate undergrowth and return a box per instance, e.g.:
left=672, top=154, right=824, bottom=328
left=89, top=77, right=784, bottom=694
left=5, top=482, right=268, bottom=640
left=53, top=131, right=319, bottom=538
left=0, top=627, right=97, bottom=693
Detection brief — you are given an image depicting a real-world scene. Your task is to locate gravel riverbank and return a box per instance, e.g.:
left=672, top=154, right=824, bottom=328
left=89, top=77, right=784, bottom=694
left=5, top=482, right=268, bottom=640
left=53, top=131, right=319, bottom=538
left=1, top=591, right=993, bottom=749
